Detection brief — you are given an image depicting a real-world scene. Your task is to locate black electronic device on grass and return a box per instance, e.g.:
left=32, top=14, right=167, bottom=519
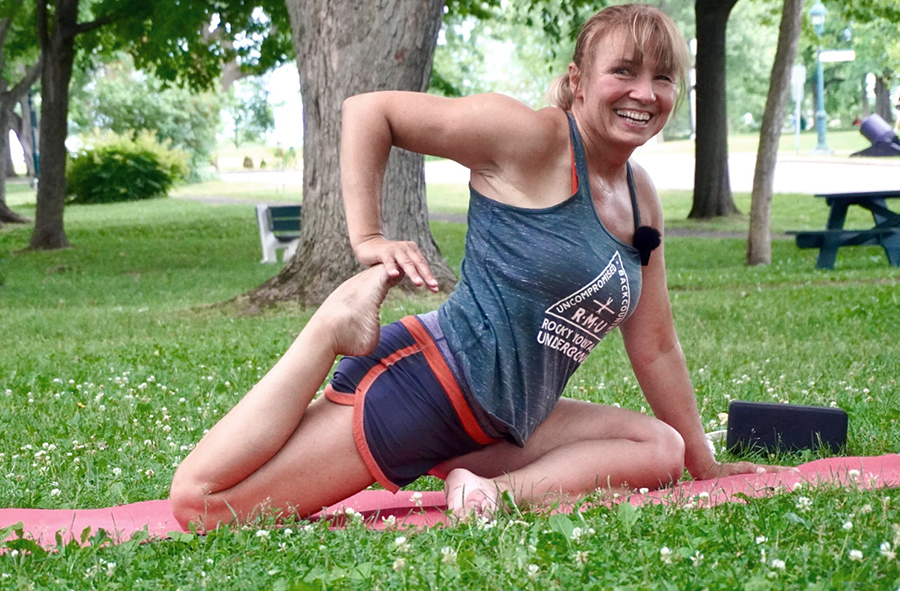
left=726, top=400, right=848, bottom=453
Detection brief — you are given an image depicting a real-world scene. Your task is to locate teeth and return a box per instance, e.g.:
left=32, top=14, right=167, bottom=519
left=616, top=110, right=651, bottom=123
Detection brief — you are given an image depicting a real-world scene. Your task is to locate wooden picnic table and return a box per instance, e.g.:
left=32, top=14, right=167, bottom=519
left=790, top=190, right=900, bottom=270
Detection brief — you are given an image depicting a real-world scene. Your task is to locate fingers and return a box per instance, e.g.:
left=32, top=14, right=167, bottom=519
left=356, top=238, right=440, bottom=292
left=717, top=461, right=798, bottom=477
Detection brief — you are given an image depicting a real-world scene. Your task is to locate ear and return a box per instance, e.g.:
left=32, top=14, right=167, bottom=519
left=568, top=62, right=583, bottom=99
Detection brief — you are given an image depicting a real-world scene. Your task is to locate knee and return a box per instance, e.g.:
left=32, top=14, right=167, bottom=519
left=168, top=469, right=212, bottom=531
left=648, top=421, right=685, bottom=485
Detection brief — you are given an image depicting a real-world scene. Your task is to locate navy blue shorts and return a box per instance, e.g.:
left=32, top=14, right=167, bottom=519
left=324, top=316, right=497, bottom=491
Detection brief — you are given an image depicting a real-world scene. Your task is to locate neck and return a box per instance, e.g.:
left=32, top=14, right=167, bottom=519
left=569, top=110, right=635, bottom=177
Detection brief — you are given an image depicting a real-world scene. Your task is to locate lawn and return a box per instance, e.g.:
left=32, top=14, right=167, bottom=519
left=1, top=187, right=899, bottom=589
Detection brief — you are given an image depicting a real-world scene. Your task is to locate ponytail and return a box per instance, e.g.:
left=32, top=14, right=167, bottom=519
left=547, top=74, right=574, bottom=110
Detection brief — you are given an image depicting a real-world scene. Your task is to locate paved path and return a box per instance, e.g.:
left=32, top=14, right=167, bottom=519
left=220, top=149, right=900, bottom=195
left=198, top=150, right=899, bottom=237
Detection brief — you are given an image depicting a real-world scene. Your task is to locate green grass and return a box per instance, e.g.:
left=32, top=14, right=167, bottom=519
left=1, top=196, right=899, bottom=589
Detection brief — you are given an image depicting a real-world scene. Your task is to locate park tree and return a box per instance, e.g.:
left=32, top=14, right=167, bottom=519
left=746, top=0, right=803, bottom=266
left=68, top=57, right=221, bottom=178
left=28, top=0, right=290, bottom=251
left=0, top=0, right=40, bottom=228
left=248, top=0, right=605, bottom=306
left=246, top=0, right=452, bottom=306
left=223, top=77, right=275, bottom=149
left=836, top=0, right=900, bottom=123
left=690, top=0, right=741, bottom=219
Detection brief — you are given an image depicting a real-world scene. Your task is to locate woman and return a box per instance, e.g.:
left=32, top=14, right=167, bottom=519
left=170, top=4, right=778, bottom=529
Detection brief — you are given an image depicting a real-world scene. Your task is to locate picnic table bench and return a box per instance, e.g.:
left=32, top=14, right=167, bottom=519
left=256, top=204, right=301, bottom=263
left=789, top=190, right=900, bottom=269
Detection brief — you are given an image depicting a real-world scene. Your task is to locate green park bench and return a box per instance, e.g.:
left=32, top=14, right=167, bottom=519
left=256, top=204, right=302, bottom=263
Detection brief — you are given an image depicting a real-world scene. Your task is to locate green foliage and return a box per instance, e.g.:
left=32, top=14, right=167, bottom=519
left=66, top=132, right=189, bottom=205
left=69, top=56, right=221, bottom=178
left=78, top=0, right=292, bottom=92
left=223, top=77, right=276, bottom=148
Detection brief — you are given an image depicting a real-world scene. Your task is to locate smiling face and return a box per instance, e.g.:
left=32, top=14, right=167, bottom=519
left=569, top=30, right=678, bottom=153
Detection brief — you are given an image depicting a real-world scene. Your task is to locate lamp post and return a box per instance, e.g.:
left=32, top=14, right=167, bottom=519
left=810, top=1, right=832, bottom=154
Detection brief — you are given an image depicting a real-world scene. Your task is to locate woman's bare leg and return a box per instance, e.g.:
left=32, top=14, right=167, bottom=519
left=438, top=398, right=685, bottom=516
left=170, top=265, right=397, bottom=529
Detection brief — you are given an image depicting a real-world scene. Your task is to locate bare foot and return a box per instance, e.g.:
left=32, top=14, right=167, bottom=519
left=312, top=265, right=399, bottom=357
left=445, top=468, right=503, bottom=519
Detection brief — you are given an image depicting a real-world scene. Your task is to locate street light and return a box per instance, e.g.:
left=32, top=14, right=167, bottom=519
left=810, top=1, right=832, bottom=154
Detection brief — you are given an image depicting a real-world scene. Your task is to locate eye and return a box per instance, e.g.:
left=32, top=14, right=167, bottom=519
left=655, top=74, right=675, bottom=84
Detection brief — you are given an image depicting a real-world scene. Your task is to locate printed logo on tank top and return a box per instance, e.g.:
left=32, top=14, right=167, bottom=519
left=536, top=251, right=632, bottom=364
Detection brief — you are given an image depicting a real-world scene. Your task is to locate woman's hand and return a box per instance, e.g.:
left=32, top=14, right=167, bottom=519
left=354, top=235, right=439, bottom=292
left=691, top=460, right=797, bottom=481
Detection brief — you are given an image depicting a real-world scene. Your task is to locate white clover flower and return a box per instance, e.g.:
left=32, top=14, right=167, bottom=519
left=880, top=542, right=896, bottom=560
left=697, top=491, right=710, bottom=500
left=255, top=530, right=270, bottom=539
left=571, top=527, right=584, bottom=542
left=283, top=528, right=293, bottom=536
left=526, top=564, right=540, bottom=580
left=848, top=469, right=860, bottom=479
left=394, top=536, right=410, bottom=553
left=849, top=549, right=863, bottom=561
left=796, top=496, right=813, bottom=512
left=392, top=558, right=406, bottom=572
left=690, top=551, right=704, bottom=566
left=842, top=521, right=853, bottom=532
left=50, top=488, right=61, bottom=497
left=382, top=515, right=397, bottom=528
left=410, top=491, right=423, bottom=507
left=441, top=546, right=457, bottom=565
left=756, top=535, right=768, bottom=544
left=575, top=550, right=590, bottom=565
left=639, top=488, right=649, bottom=494
left=144, top=469, right=155, bottom=478
left=660, top=547, right=673, bottom=564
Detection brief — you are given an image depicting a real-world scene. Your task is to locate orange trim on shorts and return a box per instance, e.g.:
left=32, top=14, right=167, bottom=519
left=332, top=344, right=418, bottom=493
left=400, top=316, right=497, bottom=446
left=323, top=384, right=354, bottom=406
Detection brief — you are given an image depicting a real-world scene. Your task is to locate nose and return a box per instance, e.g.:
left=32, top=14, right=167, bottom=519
left=630, top=74, right=656, bottom=103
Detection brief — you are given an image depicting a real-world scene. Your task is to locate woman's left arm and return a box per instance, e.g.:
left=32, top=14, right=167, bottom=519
left=618, top=167, right=782, bottom=480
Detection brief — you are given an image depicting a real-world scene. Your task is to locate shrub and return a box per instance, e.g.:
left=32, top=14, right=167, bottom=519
left=66, top=132, right=189, bottom=204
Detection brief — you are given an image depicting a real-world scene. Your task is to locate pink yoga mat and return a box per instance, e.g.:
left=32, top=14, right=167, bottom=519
left=2, top=455, right=898, bottom=549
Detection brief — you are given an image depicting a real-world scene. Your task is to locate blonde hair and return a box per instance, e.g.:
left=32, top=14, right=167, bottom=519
left=547, top=4, right=690, bottom=111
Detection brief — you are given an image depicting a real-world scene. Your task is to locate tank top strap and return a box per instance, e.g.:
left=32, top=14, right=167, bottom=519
left=566, top=112, right=591, bottom=198
left=566, top=111, right=644, bottom=233
left=626, top=162, right=641, bottom=231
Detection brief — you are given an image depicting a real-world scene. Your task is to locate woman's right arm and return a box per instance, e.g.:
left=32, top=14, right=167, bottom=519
left=340, top=91, right=560, bottom=289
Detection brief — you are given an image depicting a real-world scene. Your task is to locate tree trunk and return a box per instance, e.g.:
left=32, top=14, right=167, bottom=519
left=29, top=0, right=78, bottom=250
left=247, top=0, right=454, bottom=307
left=874, top=74, right=892, bottom=123
left=0, top=102, right=30, bottom=225
left=859, top=74, right=870, bottom=119
left=690, top=0, right=740, bottom=219
left=17, top=94, right=38, bottom=180
left=746, top=0, right=802, bottom=266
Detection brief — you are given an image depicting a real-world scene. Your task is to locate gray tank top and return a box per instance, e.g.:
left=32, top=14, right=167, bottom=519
left=436, top=112, right=644, bottom=445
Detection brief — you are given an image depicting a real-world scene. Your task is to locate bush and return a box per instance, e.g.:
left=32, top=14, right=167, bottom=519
left=66, top=132, right=189, bottom=204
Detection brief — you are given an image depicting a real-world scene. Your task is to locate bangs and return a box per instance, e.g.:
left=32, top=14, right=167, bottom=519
left=624, top=15, right=689, bottom=82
